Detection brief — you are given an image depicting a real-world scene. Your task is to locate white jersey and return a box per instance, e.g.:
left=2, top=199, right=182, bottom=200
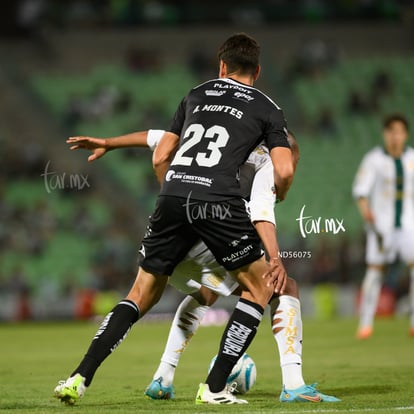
left=147, top=130, right=275, bottom=295
left=352, top=146, right=414, bottom=233
left=240, top=144, right=276, bottom=225
left=353, top=145, right=414, bottom=265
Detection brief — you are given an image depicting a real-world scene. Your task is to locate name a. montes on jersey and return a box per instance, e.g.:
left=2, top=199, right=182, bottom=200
left=193, top=104, right=243, bottom=119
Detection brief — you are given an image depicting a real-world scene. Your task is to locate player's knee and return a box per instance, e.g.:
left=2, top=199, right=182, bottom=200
left=368, top=264, right=384, bottom=271
left=192, top=287, right=218, bottom=306
left=243, top=283, right=275, bottom=308
left=283, top=277, right=299, bottom=298
left=126, top=268, right=168, bottom=315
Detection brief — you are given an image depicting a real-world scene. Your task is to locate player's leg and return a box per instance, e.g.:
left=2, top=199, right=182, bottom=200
left=145, top=286, right=218, bottom=399
left=270, top=278, right=304, bottom=390
left=54, top=195, right=198, bottom=404
left=409, top=264, right=414, bottom=336
left=192, top=199, right=276, bottom=403
left=357, top=229, right=387, bottom=339
left=357, top=264, right=384, bottom=339
left=146, top=244, right=238, bottom=399
left=197, top=257, right=274, bottom=404
left=398, top=229, right=414, bottom=336
left=54, top=268, right=168, bottom=405
left=272, top=278, right=339, bottom=402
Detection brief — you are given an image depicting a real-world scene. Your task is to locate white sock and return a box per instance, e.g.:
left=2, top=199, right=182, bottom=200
left=271, top=295, right=305, bottom=390
left=410, top=267, right=414, bottom=328
left=153, top=295, right=209, bottom=386
left=359, top=267, right=382, bottom=329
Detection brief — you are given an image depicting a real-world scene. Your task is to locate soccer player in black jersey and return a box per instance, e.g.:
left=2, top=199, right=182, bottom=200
left=66, top=129, right=340, bottom=403
left=54, top=33, right=295, bottom=405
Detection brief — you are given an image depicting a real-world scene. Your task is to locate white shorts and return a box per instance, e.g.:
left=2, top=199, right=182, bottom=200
left=169, top=240, right=239, bottom=296
left=366, top=227, right=414, bottom=266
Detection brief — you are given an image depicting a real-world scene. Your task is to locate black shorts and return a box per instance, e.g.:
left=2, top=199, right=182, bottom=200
left=138, top=195, right=264, bottom=275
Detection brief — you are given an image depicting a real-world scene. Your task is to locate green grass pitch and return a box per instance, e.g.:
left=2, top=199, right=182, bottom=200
left=1, top=317, right=413, bottom=413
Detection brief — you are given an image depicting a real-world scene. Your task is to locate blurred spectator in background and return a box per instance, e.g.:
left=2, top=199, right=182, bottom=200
left=64, top=84, right=131, bottom=130
left=125, top=47, right=161, bottom=73
left=368, top=69, right=393, bottom=111
left=188, top=46, right=217, bottom=81
left=347, top=90, right=371, bottom=115
left=311, top=238, right=338, bottom=284
left=315, top=107, right=337, bottom=138
left=8, top=265, right=32, bottom=321
left=288, top=37, right=339, bottom=79
left=347, top=69, right=394, bottom=116
left=371, top=70, right=393, bottom=97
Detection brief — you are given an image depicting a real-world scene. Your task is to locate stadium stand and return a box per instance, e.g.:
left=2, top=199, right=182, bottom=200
left=1, top=17, right=412, bottom=319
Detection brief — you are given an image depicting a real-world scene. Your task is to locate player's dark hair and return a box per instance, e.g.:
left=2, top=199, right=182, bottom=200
left=218, top=33, right=260, bottom=76
left=383, top=113, right=409, bottom=131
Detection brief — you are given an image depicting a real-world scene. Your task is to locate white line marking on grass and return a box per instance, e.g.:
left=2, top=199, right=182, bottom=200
left=195, top=406, right=414, bottom=414
left=271, top=406, right=414, bottom=414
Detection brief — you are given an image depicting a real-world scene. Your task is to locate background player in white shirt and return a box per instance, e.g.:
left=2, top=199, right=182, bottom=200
left=66, top=129, right=339, bottom=402
left=353, top=113, right=414, bottom=339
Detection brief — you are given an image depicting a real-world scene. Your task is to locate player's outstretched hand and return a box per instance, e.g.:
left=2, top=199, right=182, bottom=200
left=263, top=257, right=287, bottom=295
left=66, top=136, right=108, bottom=162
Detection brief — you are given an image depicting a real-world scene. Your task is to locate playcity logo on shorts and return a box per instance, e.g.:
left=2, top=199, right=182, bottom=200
left=222, top=245, right=254, bottom=263
left=296, top=205, right=345, bottom=238
left=41, top=160, right=90, bottom=193
left=183, top=191, right=232, bottom=224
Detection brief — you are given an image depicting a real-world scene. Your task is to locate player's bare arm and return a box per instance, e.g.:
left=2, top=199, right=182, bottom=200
left=153, top=132, right=180, bottom=184
left=270, top=147, right=295, bottom=202
left=254, top=220, right=287, bottom=294
left=66, top=131, right=150, bottom=162
left=356, top=196, right=375, bottom=224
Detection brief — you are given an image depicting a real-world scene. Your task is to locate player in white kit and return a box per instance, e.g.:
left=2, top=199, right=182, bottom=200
left=353, top=114, right=414, bottom=339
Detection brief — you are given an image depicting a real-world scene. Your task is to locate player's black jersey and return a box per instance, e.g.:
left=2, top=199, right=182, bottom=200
left=161, top=77, right=289, bottom=201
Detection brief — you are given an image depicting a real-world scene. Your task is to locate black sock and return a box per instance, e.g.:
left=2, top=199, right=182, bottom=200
left=71, top=299, right=139, bottom=386
left=206, top=298, right=263, bottom=392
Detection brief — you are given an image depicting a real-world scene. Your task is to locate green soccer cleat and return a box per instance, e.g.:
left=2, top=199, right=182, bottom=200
left=195, top=383, right=248, bottom=404
left=280, top=383, right=341, bottom=403
left=144, top=377, right=176, bottom=400
left=54, top=373, right=86, bottom=405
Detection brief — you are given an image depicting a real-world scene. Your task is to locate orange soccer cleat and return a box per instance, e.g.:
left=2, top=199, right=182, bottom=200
left=356, top=326, right=373, bottom=340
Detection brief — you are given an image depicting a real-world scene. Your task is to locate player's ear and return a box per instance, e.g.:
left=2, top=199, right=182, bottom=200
left=219, top=60, right=227, bottom=77
left=253, top=65, right=261, bottom=81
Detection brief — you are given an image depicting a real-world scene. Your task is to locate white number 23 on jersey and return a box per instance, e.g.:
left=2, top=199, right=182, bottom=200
left=171, top=124, right=229, bottom=168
